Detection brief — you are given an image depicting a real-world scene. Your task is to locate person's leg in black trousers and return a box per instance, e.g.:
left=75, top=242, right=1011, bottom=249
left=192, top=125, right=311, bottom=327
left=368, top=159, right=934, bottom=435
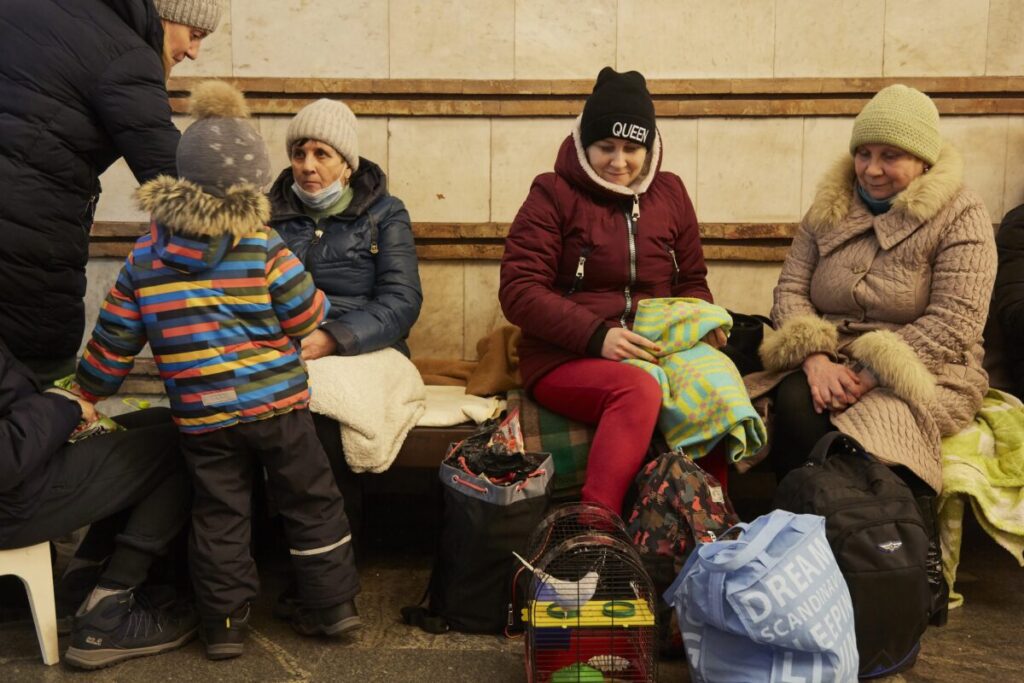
left=4, top=408, right=191, bottom=587
left=769, top=371, right=834, bottom=480
left=253, top=410, right=360, bottom=636
left=2, top=407, right=199, bottom=669
left=312, top=412, right=363, bottom=540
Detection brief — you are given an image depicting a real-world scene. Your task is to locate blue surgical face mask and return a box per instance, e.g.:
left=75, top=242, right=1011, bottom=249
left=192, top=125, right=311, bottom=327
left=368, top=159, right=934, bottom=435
left=291, top=179, right=345, bottom=211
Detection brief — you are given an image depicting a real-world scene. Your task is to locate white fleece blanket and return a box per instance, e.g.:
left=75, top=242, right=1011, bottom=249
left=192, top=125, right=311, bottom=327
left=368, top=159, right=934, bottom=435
left=307, top=350, right=426, bottom=473
left=417, top=385, right=505, bottom=427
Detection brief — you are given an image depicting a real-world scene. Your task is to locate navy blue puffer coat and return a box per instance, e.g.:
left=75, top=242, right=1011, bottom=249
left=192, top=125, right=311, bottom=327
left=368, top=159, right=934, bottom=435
left=0, top=0, right=179, bottom=362
left=268, top=159, right=423, bottom=356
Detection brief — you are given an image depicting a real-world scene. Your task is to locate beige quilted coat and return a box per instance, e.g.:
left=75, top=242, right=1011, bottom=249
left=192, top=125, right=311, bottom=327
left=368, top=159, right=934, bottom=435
left=745, top=144, right=997, bottom=491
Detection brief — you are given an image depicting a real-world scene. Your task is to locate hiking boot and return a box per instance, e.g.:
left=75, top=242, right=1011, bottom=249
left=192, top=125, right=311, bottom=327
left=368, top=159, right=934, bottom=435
left=290, top=600, right=361, bottom=637
left=64, top=590, right=197, bottom=670
left=200, top=604, right=250, bottom=660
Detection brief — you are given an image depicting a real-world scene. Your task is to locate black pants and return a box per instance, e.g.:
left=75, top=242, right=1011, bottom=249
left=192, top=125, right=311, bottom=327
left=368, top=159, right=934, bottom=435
left=2, top=408, right=190, bottom=588
left=768, top=371, right=834, bottom=480
left=182, top=409, right=359, bottom=617
left=312, top=412, right=363, bottom=536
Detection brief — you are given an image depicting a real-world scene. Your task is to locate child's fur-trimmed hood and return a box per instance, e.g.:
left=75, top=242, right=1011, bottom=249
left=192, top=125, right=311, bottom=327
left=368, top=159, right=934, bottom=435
left=135, top=176, right=270, bottom=239
left=807, top=142, right=964, bottom=233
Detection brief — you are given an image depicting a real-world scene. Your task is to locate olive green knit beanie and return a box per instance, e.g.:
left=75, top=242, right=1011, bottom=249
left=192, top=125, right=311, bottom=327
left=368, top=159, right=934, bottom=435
left=153, top=0, right=223, bottom=34
left=849, top=84, right=941, bottom=165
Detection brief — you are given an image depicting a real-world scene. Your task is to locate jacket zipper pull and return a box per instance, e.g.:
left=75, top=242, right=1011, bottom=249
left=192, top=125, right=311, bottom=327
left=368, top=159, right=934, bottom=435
left=566, top=247, right=590, bottom=296
left=370, top=240, right=379, bottom=255
left=667, top=246, right=679, bottom=285
left=631, top=194, right=640, bottom=222
left=312, top=228, right=323, bottom=246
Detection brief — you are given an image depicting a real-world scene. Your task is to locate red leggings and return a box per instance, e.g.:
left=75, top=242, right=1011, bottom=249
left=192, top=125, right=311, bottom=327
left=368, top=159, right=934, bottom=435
left=533, top=359, right=662, bottom=513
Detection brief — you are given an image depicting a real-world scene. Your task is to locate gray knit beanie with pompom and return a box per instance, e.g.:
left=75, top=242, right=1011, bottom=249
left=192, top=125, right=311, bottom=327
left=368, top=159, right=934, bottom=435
left=176, top=80, right=271, bottom=196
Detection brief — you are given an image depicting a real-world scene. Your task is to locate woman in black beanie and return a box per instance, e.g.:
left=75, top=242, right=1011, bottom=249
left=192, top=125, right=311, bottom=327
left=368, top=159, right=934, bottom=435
left=500, top=67, right=721, bottom=514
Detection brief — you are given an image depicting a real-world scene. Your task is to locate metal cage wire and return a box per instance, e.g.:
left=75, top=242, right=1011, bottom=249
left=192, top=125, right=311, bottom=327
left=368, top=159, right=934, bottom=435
left=522, top=506, right=658, bottom=683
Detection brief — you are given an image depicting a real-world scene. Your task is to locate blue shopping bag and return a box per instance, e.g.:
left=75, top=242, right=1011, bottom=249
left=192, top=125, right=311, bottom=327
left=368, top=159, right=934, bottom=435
left=665, top=510, right=859, bottom=683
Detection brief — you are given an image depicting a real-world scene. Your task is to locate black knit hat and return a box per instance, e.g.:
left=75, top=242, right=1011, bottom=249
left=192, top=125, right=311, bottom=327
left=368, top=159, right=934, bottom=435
left=580, top=67, right=656, bottom=150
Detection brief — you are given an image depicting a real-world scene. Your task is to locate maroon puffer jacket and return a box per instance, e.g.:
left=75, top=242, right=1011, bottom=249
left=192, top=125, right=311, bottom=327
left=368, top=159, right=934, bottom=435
left=500, top=123, right=713, bottom=391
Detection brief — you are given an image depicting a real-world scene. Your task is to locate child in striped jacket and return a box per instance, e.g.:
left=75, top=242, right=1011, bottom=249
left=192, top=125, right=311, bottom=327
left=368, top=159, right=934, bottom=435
left=75, top=81, right=361, bottom=660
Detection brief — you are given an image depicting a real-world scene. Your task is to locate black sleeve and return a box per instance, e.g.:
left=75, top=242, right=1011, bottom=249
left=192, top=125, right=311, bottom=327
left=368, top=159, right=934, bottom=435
left=0, top=358, right=81, bottom=493
left=90, top=46, right=179, bottom=181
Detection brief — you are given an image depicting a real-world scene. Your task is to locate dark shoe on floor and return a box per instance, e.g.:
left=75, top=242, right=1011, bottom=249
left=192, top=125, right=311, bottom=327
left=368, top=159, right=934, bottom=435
left=64, top=590, right=197, bottom=670
left=290, top=600, right=361, bottom=637
left=200, top=604, right=251, bottom=660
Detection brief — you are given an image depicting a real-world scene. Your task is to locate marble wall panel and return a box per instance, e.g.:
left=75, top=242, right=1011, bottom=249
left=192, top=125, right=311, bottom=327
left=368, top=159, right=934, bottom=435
left=774, top=0, right=884, bottom=77
left=388, top=119, right=492, bottom=223
left=942, top=117, right=1009, bottom=221
left=884, top=0, right=988, bottom=76
left=618, top=0, right=774, bottom=78
left=407, top=262, right=465, bottom=359
left=706, top=261, right=782, bottom=317
left=390, top=0, right=514, bottom=78
left=514, top=0, right=617, bottom=79
left=986, top=0, right=1024, bottom=76
left=490, top=119, right=574, bottom=222
left=697, top=119, right=804, bottom=223
left=232, top=0, right=388, bottom=78
left=800, top=117, right=854, bottom=213
left=463, top=262, right=507, bottom=360
left=657, top=119, right=700, bottom=211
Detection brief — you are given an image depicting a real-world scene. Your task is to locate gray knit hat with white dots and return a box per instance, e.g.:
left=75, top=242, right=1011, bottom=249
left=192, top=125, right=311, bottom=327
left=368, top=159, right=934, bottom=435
left=153, top=0, right=223, bottom=34
left=176, top=80, right=271, bottom=196
left=286, top=99, right=360, bottom=171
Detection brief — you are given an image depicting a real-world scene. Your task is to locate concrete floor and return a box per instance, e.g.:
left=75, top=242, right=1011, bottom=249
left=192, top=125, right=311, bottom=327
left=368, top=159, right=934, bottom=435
left=1, top=487, right=1021, bottom=682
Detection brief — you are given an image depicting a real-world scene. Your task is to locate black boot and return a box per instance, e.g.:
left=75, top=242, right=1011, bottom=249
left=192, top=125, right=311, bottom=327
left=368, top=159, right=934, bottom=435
left=915, top=494, right=949, bottom=627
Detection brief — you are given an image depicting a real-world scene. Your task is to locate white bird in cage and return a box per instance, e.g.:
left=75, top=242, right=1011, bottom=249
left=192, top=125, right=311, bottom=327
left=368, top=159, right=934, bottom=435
left=513, top=552, right=600, bottom=610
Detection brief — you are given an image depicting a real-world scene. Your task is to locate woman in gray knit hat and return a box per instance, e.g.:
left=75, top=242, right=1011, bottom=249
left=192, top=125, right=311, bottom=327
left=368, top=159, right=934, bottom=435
left=267, top=98, right=423, bottom=540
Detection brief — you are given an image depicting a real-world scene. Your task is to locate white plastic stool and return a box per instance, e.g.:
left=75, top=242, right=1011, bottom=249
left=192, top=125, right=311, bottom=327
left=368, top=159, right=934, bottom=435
left=0, top=543, right=59, bottom=665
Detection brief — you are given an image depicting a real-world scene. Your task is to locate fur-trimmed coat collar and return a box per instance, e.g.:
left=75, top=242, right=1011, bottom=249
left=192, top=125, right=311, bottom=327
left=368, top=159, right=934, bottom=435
left=135, top=175, right=271, bottom=239
left=807, top=143, right=964, bottom=255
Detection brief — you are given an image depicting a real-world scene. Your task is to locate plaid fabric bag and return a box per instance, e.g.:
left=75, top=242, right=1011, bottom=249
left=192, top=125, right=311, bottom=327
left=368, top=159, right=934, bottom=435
left=626, top=450, right=739, bottom=655
left=508, top=390, right=593, bottom=501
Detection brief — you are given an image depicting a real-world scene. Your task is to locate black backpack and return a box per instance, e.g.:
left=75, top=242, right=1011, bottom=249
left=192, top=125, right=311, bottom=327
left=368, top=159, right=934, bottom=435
left=773, top=432, right=931, bottom=679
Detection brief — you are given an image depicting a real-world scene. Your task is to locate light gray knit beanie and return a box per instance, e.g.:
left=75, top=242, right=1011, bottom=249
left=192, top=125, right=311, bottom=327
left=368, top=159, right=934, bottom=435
left=176, top=80, right=271, bottom=195
left=153, top=0, right=223, bottom=34
left=286, top=99, right=360, bottom=171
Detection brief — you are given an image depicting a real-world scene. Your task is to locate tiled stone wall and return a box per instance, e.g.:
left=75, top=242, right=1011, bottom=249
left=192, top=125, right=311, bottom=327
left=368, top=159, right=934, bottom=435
left=85, top=0, right=1024, bottom=361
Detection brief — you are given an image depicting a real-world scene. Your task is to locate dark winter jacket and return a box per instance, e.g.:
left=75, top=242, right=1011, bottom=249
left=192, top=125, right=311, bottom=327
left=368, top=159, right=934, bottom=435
left=0, top=0, right=179, bottom=363
left=0, top=338, right=82, bottom=543
left=499, top=121, right=713, bottom=391
left=268, top=159, right=423, bottom=357
left=77, top=178, right=327, bottom=434
left=994, top=203, right=1024, bottom=397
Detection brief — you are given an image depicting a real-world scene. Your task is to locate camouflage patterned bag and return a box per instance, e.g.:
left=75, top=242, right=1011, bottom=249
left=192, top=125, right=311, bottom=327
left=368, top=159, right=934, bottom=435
left=626, top=450, right=739, bottom=656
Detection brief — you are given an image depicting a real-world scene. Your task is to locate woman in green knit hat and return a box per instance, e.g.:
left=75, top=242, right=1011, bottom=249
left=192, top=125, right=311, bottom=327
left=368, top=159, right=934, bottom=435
left=744, top=84, right=997, bottom=633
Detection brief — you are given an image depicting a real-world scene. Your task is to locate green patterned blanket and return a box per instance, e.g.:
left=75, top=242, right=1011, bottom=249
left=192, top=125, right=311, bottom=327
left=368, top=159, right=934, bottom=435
left=939, top=389, right=1024, bottom=608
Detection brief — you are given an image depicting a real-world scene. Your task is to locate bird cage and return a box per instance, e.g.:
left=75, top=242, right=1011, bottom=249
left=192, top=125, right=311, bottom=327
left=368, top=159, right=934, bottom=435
left=525, top=502, right=632, bottom=562
left=521, top=533, right=658, bottom=683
